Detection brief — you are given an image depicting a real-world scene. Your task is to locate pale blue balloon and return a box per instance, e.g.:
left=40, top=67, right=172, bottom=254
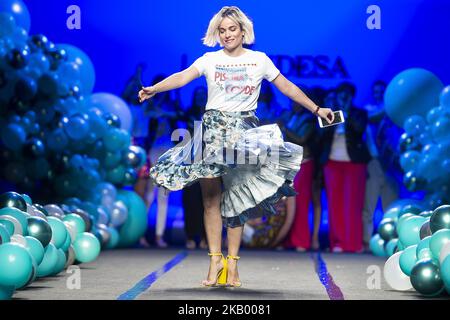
left=369, top=234, right=386, bottom=257
left=385, top=68, right=443, bottom=127
left=399, top=245, right=418, bottom=276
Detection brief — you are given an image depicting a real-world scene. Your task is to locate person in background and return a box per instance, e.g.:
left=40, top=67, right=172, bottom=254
left=320, top=82, right=371, bottom=253
left=147, top=74, right=183, bottom=248
left=182, top=86, right=208, bottom=250
left=279, top=86, right=323, bottom=251
left=362, top=80, right=399, bottom=251
left=256, top=80, right=282, bottom=125
left=121, top=63, right=154, bottom=248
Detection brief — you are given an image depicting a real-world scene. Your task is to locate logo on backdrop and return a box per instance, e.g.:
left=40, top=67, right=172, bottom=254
left=268, top=55, right=350, bottom=79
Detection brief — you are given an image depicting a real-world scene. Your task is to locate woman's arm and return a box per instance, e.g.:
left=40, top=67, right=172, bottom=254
left=138, top=66, right=200, bottom=103
left=272, top=74, right=334, bottom=124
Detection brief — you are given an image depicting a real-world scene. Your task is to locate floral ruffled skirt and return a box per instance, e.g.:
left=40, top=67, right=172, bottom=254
left=149, top=109, right=303, bottom=227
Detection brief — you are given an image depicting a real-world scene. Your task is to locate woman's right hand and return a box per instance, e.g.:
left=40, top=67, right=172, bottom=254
left=138, top=86, right=156, bottom=103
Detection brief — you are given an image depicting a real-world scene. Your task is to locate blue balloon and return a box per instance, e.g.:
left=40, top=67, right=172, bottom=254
left=404, top=115, right=426, bottom=137
left=440, top=85, right=450, bottom=108
left=426, top=106, right=443, bottom=125
left=88, top=93, right=132, bottom=132
left=400, top=150, right=420, bottom=172
left=1, top=123, right=26, bottom=151
left=64, top=114, right=90, bottom=140
left=57, top=44, right=95, bottom=94
left=11, top=27, right=28, bottom=47
left=0, top=13, right=16, bottom=38
left=431, top=116, right=450, bottom=141
left=385, top=68, right=444, bottom=127
left=47, top=128, right=69, bottom=151
left=0, top=0, right=30, bottom=32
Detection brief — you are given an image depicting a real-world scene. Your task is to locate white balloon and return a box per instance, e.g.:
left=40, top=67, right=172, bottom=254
left=44, top=204, right=65, bottom=219
left=27, top=204, right=47, bottom=220
left=383, top=251, right=413, bottom=291
left=64, top=245, right=76, bottom=268
left=64, top=221, right=77, bottom=244
left=0, top=215, right=23, bottom=235
left=10, top=234, right=27, bottom=247
left=439, top=241, right=450, bottom=264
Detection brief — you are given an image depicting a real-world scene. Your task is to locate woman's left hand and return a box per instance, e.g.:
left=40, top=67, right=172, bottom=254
left=317, top=107, right=334, bottom=124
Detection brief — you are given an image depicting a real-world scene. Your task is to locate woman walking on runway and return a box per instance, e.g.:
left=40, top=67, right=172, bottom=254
left=139, top=6, right=333, bottom=287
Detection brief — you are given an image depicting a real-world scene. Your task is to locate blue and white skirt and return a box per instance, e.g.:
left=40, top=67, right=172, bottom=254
left=149, top=109, right=303, bottom=227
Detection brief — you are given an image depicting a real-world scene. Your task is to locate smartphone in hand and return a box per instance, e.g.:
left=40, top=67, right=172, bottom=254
left=318, top=110, right=345, bottom=128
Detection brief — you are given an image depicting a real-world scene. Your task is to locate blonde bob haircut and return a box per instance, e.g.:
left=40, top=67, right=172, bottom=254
left=202, top=6, right=255, bottom=47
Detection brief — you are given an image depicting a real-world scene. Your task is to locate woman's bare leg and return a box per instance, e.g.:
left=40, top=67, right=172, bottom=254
left=226, top=225, right=243, bottom=285
left=200, top=177, right=224, bottom=285
left=311, top=177, right=322, bottom=250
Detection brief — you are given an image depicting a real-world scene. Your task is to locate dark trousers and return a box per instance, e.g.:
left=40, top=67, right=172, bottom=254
left=182, top=182, right=205, bottom=240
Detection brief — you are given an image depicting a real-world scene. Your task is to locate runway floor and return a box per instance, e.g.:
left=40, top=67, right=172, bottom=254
left=12, top=249, right=436, bottom=300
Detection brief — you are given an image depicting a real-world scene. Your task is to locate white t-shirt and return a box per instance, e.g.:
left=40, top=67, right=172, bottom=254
left=192, top=49, right=280, bottom=112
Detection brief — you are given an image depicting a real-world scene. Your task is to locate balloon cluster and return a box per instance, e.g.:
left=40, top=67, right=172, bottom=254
left=0, top=4, right=145, bottom=200
left=0, top=191, right=102, bottom=300
left=384, top=68, right=450, bottom=207
left=0, top=189, right=148, bottom=300
left=370, top=200, right=450, bottom=297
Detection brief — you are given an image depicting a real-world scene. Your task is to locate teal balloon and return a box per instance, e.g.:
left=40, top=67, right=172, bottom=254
left=0, top=285, right=14, bottom=300
left=105, top=227, right=119, bottom=249
left=397, top=214, right=415, bottom=232
left=106, top=165, right=126, bottom=184
left=398, top=216, right=426, bottom=247
left=51, top=249, right=67, bottom=276
left=63, top=213, right=86, bottom=235
left=117, top=190, right=147, bottom=247
left=383, top=208, right=400, bottom=222
left=0, top=207, right=28, bottom=236
left=384, top=68, right=443, bottom=127
left=400, top=204, right=423, bottom=217
left=0, top=218, right=15, bottom=235
left=369, top=234, right=386, bottom=257
left=36, top=243, right=58, bottom=278
left=441, top=255, right=450, bottom=294
left=386, top=239, right=399, bottom=256
left=26, top=217, right=52, bottom=247
left=430, top=205, right=450, bottom=233
left=24, top=236, right=44, bottom=265
left=399, top=245, right=418, bottom=276
left=429, top=229, right=450, bottom=260
left=378, top=218, right=397, bottom=242
left=416, top=236, right=431, bottom=256
left=21, top=194, right=32, bottom=205
left=47, top=217, right=68, bottom=249
left=103, top=151, right=122, bottom=169
left=0, top=243, right=33, bottom=287
left=410, top=259, right=444, bottom=297
left=419, top=210, right=433, bottom=218
left=61, top=231, right=71, bottom=252
left=417, top=248, right=434, bottom=261
left=73, top=232, right=100, bottom=263
left=104, top=128, right=128, bottom=151
left=397, top=241, right=405, bottom=252
left=0, top=224, right=11, bottom=244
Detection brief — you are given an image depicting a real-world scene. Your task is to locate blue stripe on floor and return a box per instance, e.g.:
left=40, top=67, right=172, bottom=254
left=117, top=251, right=189, bottom=300
left=311, top=252, right=345, bottom=300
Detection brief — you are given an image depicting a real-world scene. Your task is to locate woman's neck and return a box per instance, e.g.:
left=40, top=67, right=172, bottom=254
left=223, top=46, right=247, bottom=57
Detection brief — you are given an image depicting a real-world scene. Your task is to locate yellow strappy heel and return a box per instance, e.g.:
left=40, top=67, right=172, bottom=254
left=226, top=255, right=242, bottom=288
left=201, top=253, right=228, bottom=287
